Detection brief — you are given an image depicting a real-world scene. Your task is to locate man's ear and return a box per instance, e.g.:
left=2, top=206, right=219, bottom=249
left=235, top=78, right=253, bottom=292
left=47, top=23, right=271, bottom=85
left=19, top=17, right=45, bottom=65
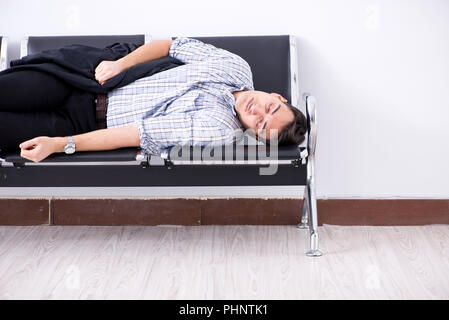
left=270, top=92, right=288, bottom=103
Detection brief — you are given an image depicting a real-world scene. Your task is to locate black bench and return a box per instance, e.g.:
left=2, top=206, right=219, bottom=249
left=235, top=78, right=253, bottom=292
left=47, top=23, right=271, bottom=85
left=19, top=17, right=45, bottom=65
left=0, top=34, right=322, bottom=256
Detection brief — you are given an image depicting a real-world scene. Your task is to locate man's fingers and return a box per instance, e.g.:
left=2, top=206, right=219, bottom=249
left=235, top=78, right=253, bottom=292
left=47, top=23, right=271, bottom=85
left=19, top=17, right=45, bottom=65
left=20, top=145, right=44, bottom=162
left=20, top=149, right=31, bottom=157
left=96, top=61, right=106, bottom=72
left=97, top=76, right=106, bottom=85
left=96, top=70, right=110, bottom=83
left=96, top=63, right=119, bottom=84
left=20, top=148, right=35, bottom=161
left=19, top=138, right=38, bottom=149
left=97, top=74, right=111, bottom=84
left=96, top=70, right=105, bottom=78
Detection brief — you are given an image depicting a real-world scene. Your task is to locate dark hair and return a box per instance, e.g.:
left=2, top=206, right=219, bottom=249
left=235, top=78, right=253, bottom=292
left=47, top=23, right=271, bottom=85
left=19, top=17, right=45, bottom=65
left=261, top=102, right=307, bottom=145
left=279, top=102, right=308, bottom=145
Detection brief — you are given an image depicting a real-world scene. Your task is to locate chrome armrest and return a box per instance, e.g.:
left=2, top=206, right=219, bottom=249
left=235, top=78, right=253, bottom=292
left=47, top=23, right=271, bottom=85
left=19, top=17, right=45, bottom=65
left=20, top=37, right=29, bottom=58
left=0, top=37, right=8, bottom=71
left=144, top=34, right=152, bottom=44
left=303, top=94, right=317, bottom=158
left=289, top=36, right=300, bottom=106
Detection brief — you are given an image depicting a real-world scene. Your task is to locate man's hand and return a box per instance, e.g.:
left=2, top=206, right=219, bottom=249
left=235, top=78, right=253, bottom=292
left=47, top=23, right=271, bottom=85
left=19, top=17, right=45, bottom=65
left=95, top=60, right=125, bottom=85
left=19, top=136, right=59, bottom=163
left=94, top=40, right=173, bottom=85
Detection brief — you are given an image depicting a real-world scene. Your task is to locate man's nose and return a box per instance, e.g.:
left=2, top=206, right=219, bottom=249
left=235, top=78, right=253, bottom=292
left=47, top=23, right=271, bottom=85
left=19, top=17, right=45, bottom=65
left=251, top=104, right=264, bottom=115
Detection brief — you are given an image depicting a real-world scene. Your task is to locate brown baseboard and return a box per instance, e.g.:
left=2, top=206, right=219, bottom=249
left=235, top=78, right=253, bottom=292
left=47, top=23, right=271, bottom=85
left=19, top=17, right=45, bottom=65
left=0, top=199, right=49, bottom=225
left=318, top=199, right=449, bottom=226
left=0, top=198, right=448, bottom=226
left=52, top=198, right=202, bottom=226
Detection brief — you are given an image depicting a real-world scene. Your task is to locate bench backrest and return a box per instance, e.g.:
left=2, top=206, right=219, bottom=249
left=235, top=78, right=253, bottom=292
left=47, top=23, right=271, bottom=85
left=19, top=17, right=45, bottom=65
left=181, top=36, right=298, bottom=106
left=22, top=34, right=146, bottom=57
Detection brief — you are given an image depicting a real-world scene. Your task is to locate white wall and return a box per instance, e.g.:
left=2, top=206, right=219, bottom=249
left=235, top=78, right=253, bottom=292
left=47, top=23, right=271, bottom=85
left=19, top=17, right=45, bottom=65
left=0, top=0, right=448, bottom=198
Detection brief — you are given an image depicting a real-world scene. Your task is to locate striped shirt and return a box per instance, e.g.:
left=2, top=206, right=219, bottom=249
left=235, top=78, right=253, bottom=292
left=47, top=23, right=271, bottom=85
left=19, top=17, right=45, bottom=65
left=106, top=37, right=254, bottom=156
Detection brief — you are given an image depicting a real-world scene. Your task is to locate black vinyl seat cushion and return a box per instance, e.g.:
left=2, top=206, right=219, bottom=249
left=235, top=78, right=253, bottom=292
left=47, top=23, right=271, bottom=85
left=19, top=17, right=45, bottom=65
left=4, top=145, right=305, bottom=164
left=4, top=147, right=141, bottom=163
left=165, top=144, right=304, bottom=161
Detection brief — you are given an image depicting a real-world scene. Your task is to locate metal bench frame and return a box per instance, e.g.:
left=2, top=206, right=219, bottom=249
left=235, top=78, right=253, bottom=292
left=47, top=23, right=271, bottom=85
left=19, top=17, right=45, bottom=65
left=0, top=36, right=8, bottom=71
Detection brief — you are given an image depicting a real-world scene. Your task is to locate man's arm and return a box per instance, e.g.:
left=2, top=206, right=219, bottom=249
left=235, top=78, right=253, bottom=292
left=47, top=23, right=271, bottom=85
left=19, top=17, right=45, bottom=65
left=117, top=40, right=173, bottom=70
left=95, top=40, right=173, bottom=84
left=53, top=125, right=140, bottom=152
left=19, top=125, right=140, bottom=162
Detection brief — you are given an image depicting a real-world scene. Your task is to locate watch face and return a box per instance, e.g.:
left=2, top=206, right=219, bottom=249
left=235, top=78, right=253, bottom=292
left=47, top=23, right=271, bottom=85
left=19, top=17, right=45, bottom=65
left=65, top=146, right=76, bottom=154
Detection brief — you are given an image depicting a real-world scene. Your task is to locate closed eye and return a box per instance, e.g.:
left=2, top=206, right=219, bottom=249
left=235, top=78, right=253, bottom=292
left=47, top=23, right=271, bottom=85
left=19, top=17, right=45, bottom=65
left=261, top=103, right=281, bottom=130
left=266, top=103, right=272, bottom=113
left=272, top=104, right=281, bottom=116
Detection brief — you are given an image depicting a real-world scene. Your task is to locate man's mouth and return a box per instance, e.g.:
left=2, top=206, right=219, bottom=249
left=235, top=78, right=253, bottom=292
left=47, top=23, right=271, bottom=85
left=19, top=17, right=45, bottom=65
left=245, top=98, right=254, bottom=112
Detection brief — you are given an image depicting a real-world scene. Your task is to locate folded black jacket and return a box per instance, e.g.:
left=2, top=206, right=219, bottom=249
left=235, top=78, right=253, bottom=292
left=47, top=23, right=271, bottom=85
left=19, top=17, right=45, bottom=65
left=4, top=42, right=184, bottom=94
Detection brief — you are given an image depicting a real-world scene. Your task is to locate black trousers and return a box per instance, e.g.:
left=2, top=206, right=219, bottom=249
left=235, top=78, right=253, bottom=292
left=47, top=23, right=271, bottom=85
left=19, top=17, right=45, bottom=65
left=0, top=70, right=97, bottom=154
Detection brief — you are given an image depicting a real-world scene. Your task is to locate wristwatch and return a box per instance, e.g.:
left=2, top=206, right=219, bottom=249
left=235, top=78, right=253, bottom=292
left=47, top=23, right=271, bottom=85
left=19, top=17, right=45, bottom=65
left=64, top=136, right=76, bottom=155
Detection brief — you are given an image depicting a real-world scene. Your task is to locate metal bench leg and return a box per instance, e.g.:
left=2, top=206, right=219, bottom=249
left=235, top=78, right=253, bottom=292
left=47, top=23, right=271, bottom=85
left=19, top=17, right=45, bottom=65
left=297, top=186, right=309, bottom=229
left=305, top=176, right=322, bottom=256
left=300, top=94, right=323, bottom=257
left=305, top=155, right=322, bottom=257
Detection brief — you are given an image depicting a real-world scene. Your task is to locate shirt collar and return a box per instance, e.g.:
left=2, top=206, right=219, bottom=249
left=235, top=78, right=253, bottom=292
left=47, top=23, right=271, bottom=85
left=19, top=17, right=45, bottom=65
left=231, top=104, right=238, bottom=117
left=230, top=86, right=250, bottom=117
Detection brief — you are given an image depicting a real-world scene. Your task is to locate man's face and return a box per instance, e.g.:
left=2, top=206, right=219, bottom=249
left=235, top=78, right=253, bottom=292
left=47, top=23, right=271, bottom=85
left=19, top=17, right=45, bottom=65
left=234, top=90, right=294, bottom=141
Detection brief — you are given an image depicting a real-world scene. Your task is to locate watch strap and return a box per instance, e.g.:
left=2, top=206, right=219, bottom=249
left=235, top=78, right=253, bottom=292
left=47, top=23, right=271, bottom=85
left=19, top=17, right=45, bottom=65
left=64, top=136, right=76, bottom=154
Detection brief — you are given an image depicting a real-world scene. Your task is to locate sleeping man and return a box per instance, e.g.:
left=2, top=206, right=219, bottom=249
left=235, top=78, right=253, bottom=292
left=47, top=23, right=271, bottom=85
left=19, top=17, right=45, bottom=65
left=0, top=38, right=307, bottom=163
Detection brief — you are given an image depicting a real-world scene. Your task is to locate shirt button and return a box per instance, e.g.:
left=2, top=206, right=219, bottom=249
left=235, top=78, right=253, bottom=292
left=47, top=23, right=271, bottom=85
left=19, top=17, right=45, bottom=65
left=197, top=83, right=203, bottom=88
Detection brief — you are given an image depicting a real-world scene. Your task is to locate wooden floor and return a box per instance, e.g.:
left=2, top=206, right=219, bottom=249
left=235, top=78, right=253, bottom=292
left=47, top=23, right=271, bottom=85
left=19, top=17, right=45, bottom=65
left=0, top=224, right=448, bottom=299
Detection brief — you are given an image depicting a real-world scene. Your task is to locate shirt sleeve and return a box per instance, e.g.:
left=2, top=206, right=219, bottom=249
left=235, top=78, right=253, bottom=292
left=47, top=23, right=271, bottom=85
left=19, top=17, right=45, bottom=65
left=169, top=37, right=254, bottom=91
left=135, top=111, right=245, bottom=156
left=170, top=37, right=234, bottom=64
